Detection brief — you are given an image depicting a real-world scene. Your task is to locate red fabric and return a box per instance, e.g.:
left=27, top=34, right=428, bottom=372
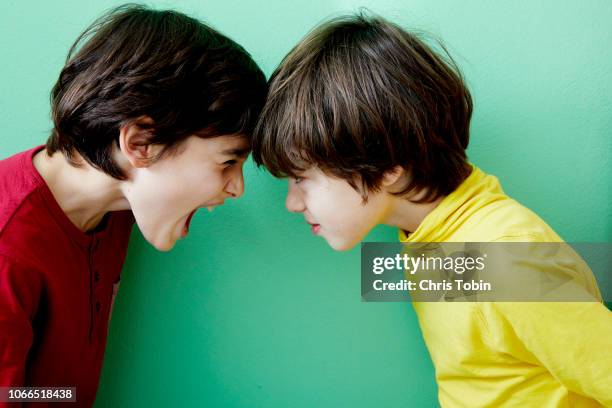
left=0, top=147, right=133, bottom=407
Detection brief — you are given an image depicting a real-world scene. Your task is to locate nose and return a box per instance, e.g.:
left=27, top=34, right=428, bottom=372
left=285, top=181, right=306, bottom=213
left=225, top=166, right=245, bottom=198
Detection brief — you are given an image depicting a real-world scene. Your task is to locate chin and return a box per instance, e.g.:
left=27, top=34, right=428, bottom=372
left=153, top=241, right=176, bottom=252
left=145, top=233, right=177, bottom=252
left=136, top=220, right=181, bottom=252
left=327, top=237, right=359, bottom=252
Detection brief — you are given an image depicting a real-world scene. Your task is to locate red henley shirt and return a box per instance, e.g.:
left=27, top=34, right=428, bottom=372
left=0, top=146, right=134, bottom=407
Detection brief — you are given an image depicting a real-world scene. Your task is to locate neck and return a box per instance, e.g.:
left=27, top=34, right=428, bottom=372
left=383, top=193, right=445, bottom=235
left=33, top=149, right=131, bottom=232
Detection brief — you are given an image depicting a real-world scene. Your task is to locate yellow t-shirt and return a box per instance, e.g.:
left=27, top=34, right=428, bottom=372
left=399, top=163, right=612, bottom=407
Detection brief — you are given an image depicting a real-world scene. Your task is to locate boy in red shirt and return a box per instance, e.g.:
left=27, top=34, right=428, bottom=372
left=0, top=4, right=265, bottom=407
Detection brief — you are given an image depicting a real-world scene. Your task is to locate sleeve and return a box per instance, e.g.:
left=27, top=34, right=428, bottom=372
left=483, top=301, right=612, bottom=406
left=0, top=253, right=42, bottom=390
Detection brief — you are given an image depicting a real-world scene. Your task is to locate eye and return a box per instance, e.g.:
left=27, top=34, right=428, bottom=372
left=223, top=159, right=237, bottom=167
left=293, top=176, right=303, bottom=184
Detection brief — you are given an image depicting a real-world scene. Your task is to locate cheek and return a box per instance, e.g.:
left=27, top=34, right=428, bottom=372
left=193, top=171, right=227, bottom=202
left=129, top=171, right=175, bottom=214
left=338, top=203, right=377, bottom=237
left=323, top=184, right=388, bottom=251
left=159, top=165, right=225, bottom=206
left=127, top=173, right=184, bottom=240
left=126, top=169, right=205, bottom=239
left=309, top=185, right=372, bottom=232
left=320, top=203, right=373, bottom=251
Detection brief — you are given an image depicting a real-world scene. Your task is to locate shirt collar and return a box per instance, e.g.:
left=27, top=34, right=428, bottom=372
left=25, top=145, right=114, bottom=250
left=398, top=163, right=505, bottom=242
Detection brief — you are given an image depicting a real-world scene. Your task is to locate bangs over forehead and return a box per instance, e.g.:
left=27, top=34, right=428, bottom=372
left=253, top=13, right=472, bottom=202
left=251, top=62, right=338, bottom=179
left=252, top=29, right=387, bottom=183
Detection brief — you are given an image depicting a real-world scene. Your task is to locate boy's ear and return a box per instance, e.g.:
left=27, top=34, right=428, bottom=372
left=118, top=116, right=164, bottom=168
left=381, top=165, right=406, bottom=188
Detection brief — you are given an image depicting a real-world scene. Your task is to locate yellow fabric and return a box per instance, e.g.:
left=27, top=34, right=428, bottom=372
left=399, top=163, right=612, bottom=407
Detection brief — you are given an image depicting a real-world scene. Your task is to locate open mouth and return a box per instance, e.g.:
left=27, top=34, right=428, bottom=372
left=182, top=210, right=197, bottom=238
left=181, top=201, right=225, bottom=238
left=309, top=223, right=321, bottom=234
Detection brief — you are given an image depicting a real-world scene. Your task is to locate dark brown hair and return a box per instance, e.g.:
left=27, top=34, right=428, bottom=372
left=47, top=3, right=267, bottom=179
left=252, top=13, right=472, bottom=202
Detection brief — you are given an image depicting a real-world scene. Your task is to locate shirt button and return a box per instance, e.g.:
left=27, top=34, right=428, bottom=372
left=95, top=301, right=101, bottom=312
left=94, top=271, right=100, bottom=283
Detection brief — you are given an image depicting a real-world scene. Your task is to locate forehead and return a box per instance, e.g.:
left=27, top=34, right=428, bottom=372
left=297, top=167, right=338, bottom=186
left=213, top=134, right=250, bottom=155
left=186, top=133, right=250, bottom=156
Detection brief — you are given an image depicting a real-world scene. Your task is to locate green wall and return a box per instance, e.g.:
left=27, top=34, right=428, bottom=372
left=1, top=1, right=610, bottom=406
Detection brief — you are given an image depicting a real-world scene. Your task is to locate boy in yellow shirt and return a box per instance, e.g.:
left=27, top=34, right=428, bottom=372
left=252, top=14, right=612, bottom=407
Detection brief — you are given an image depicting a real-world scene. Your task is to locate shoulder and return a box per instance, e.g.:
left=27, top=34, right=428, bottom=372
left=462, top=196, right=563, bottom=242
left=0, top=148, right=46, bottom=237
left=0, top=147, right=64, bottom=267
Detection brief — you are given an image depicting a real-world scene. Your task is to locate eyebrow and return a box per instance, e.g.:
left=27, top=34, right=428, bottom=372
left=221, top=147, right=250, bottom=158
